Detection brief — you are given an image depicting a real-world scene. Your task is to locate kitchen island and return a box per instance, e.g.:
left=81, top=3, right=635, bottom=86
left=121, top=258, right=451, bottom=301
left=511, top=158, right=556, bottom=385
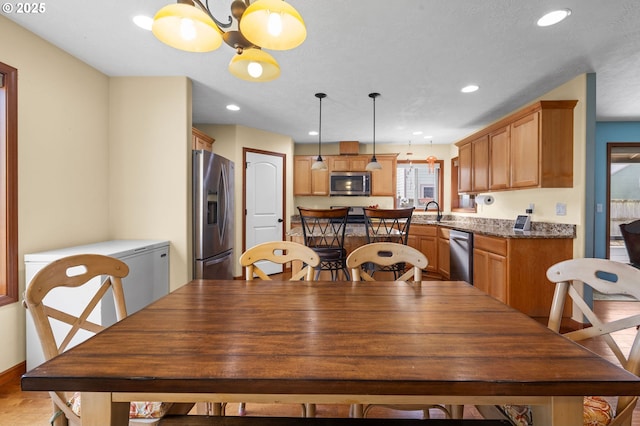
left=288, top=215, right=576, bottom=318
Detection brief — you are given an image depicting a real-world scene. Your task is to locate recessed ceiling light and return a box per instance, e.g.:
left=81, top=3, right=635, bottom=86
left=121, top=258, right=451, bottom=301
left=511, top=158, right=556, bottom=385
left=412, top=131, right=423, bottom=135
left=423, top=135, right=433, bottom=139
left=309, top=131, right=318, bottom=136
left=537, top=9, right=571, bottom=27
left=226, top=104, right=240, bottom=111
left=461, top=85, right=479, bottom=93
left=133, top=15, right=153, bottom=31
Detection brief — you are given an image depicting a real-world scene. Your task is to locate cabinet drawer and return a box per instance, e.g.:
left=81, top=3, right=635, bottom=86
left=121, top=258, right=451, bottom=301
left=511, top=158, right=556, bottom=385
left=410, top=224, right=437, bottom=236
left=438, top=227, right=450, bottom=239
left=474, top=234, right=507, bottom=256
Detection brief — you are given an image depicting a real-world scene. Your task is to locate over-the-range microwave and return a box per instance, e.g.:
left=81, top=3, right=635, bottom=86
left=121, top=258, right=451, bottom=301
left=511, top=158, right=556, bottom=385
left=329, top=171, right=371, bottom=196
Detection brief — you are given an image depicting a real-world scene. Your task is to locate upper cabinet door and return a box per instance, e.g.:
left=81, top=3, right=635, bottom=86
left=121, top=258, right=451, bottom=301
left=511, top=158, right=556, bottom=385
left=471, top=135, right=489, bottom=192
left=458, top=143, right=472, bottom=193
left=489, top=126, right=510, bottom=190
left=510, top=111, right=540, bottom=188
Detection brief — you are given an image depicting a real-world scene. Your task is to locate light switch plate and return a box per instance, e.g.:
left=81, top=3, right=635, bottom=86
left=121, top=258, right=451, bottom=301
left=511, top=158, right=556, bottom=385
left=556, top=202, right=567, bottom=216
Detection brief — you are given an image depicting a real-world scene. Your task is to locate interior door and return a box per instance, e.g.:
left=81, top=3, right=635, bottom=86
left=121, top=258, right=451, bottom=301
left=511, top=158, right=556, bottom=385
left=244, top=150, right=285, bottom=276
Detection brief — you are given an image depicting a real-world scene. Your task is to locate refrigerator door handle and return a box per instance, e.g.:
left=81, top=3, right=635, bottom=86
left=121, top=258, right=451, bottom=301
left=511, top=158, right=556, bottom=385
left=204, top=255, right=229, bottom=267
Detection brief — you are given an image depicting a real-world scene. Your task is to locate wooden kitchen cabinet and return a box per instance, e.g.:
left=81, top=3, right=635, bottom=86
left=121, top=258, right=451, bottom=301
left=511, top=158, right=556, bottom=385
left=489, top=126, right=510, bottom=190
left=510, top=111, right=540, bottom=188
left=328, top=156, right=367, bottom=172
left=293, top=156, right=328, bottom=196
left=458, top=135, right=488, bottom=193
left=456, top=100, right=577, bottom=193
left=192, top=127, right=214, bottom=151
left=458, top=143, right=472, bottom=193
left=370, top=154, right=397, bottom=196
left=473, top=235, right=508, bottom=304
left=437, top=227, right=450, bottom=279
left=473, top=234, right=572, bottom=318
left=471, top=135, right=489, bottom=192
left=407, top=224, right=438, bottom=275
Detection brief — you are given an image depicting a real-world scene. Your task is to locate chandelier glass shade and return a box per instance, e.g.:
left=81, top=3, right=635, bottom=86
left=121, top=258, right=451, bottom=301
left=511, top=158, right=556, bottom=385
left=151, top=0, right=306, bottom=81
left=228, top=48, right=280, bottom=81
left=366, top=92, right=382, bottom=171
left=240, top=0, right=306, bottom=50
left=311, top=92, right=328, bottom=170
left=152, top=3, right=223, bottom=52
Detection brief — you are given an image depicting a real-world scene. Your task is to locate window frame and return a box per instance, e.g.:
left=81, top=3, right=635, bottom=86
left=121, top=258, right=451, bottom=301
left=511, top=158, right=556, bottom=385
left=0, top=61, right=18, bottom=307
left=396, top=159, right=444, bottom=210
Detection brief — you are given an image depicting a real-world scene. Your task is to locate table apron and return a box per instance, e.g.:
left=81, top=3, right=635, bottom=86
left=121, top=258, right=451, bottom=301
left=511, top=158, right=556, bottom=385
left=113, top=392, right=569, bottom=406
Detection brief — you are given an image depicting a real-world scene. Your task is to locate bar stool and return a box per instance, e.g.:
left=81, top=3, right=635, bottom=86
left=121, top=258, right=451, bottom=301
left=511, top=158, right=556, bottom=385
left=298, top=207, right=350, bottom=281
left=363, top=207, right=414, bottom=279
left=620, top=219, right=640, bottom=268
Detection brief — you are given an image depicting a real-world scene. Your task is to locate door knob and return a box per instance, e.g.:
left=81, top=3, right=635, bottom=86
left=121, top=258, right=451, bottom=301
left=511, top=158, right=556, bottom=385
left=277, top=218, right=284, bottom=223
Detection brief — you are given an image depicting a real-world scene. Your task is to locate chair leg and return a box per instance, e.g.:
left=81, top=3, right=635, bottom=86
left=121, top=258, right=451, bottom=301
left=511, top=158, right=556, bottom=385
left=238, top=402, right=246, bottom=416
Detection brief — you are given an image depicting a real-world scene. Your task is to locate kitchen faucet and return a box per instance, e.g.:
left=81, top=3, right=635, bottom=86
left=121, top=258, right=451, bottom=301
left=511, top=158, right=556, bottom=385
left=424, top=200, right=442, bottom=222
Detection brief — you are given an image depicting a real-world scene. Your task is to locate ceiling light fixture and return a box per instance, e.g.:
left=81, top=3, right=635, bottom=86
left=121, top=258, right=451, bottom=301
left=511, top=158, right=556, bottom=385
left=537, top=9, right=571, bottom=27
left=151, top=0, right=306, bottom=82
left=226, top=104, right=240, bottom=111
left=133, top=15, right=154, bottom=30
left=366, top=92, right=382, bottom=171
left=311, top=93, right=328, bottom=171
left=461, top=84, right=479, bottom=93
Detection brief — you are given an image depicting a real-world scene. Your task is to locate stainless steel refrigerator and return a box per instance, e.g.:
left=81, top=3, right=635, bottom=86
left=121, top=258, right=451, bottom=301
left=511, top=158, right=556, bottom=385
left=193, top=150, right=235, bottom=279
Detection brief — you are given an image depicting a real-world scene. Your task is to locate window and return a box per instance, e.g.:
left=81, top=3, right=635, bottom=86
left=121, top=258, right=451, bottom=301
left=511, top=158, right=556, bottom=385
left=396, top=160, right=443, bottom=210
left=0, top=62, right=18, bottom=307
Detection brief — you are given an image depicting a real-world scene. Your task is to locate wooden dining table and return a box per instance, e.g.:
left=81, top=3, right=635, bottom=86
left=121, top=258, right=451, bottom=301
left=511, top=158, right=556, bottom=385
left=21, top=279, right=640, bottom=426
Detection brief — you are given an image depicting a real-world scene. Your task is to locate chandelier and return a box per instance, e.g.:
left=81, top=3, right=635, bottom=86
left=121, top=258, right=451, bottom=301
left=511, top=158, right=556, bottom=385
left=152, top=0, right=306, bottom=82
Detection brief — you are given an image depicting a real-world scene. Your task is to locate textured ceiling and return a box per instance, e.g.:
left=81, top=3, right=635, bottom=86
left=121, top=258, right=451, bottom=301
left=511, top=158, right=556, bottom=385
left=5, top=0, right=640, bottom=145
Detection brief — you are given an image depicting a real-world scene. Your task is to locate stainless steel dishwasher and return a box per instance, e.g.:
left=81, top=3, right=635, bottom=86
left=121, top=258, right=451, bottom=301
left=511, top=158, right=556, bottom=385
left=450, top=229, right=473, bottom=284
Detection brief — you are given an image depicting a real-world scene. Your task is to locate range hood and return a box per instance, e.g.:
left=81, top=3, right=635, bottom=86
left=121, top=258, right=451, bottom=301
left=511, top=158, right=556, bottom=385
left=339, top=141, right=360, bottom=155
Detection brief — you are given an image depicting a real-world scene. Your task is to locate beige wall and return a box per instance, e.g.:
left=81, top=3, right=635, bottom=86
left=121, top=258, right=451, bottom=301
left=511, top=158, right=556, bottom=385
left=0, top=17, right=194, bottom=374
left=0, top=16, right=111, bottom=373
left=108, top=77, right=192, bottom=291
left=196, top=124, right=294, bottom=278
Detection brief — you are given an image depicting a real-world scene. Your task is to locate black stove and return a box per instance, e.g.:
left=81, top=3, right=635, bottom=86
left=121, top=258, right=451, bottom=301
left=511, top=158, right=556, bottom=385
left=331, top=206, right=365, bottom=224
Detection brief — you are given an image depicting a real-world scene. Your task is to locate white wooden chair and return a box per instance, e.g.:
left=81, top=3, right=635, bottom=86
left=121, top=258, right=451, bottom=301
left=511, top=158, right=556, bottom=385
left=347, top=242, right=428, bottom=283
left=478, top=258, right=640, bottom=426
left=240, top=240, right=320, bottom=282
left=346, top=242, right=450, bottom=419
left=23, top=254, right=192, bottom=426
left=237, top=241, right=321, bottom=417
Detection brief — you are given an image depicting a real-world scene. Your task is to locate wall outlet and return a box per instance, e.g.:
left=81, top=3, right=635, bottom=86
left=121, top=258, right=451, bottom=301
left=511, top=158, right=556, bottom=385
left=556, top=202, right=567, bottom=216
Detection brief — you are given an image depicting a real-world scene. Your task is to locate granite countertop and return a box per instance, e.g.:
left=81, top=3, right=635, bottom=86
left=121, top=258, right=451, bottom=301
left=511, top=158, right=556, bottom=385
left=289, top=214, right=576, bottom=239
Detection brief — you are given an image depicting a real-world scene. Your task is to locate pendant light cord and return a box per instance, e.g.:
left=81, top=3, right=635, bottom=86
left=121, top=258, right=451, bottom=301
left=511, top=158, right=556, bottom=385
left=315, top=93, right=326, bottom=160
left=369, top=92, right=380, bottom=160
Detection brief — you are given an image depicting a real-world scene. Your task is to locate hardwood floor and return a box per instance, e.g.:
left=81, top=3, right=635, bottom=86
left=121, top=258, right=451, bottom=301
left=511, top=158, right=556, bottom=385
left=2, top=299, right=639, bottom=425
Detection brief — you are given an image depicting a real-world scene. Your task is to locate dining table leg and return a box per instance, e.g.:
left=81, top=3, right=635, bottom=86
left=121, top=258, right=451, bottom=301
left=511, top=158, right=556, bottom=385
left=81, top=392, right=129, bottom=426
left=532, top=396, right=583, bottom=425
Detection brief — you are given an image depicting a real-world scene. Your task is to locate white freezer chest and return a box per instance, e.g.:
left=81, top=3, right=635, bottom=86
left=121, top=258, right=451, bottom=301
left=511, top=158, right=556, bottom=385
left=25, top=240, right=169, bottom=370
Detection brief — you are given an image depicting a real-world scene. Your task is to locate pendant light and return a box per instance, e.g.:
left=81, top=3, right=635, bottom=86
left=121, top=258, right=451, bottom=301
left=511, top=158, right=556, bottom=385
left=311, top=93, right=328, bottom=170
left=366, top=92, right=382, bottom=171
left=426, top=139, right=437, bottom=174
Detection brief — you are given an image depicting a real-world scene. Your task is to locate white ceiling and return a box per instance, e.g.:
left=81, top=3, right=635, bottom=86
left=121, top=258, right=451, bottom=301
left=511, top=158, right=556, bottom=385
left=5, top=0, right=640, bottom=145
